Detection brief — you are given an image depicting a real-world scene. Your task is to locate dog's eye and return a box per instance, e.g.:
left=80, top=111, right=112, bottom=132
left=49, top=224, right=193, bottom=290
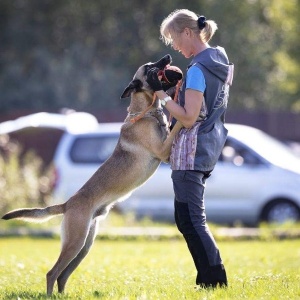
left=132, top=79, right=143, bottom=90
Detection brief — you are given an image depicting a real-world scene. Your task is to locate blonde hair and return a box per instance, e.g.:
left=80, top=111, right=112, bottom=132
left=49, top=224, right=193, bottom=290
left=160, top=9, right=218, bottom=45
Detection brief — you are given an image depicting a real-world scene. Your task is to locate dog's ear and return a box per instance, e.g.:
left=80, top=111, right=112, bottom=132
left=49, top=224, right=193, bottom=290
left=120, top=79, right=143, bottom=98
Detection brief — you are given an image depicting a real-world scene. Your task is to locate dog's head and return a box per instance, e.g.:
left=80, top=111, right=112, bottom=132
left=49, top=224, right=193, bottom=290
left=120, top=54, right=182, bottom=98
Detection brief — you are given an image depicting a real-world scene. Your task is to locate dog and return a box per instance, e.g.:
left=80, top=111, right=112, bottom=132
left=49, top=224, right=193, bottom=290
left=2, top=54, right=183, bottom=295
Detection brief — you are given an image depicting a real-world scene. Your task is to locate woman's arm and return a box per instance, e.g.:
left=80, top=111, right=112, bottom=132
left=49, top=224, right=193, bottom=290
left=156, top=89, right=203, bottom=128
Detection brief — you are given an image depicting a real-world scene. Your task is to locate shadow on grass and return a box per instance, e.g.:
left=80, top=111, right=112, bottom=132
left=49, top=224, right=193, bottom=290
left=4, top=291, right=66, bottom=299
left=3, top=290, right=109, bottom=299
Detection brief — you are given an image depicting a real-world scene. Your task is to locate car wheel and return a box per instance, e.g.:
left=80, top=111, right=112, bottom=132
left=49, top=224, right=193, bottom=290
left=262, top=200, right=300, bottom=223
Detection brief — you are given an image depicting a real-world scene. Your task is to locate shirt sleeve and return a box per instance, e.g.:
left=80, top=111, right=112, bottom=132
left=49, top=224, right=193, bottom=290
left=186, top=65, right=206, bottom=93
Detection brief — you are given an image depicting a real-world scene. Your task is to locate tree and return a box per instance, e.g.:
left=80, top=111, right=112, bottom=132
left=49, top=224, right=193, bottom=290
left=264, top=0, right=300, bottom=111
left=0, top=0, right=299, bottom=115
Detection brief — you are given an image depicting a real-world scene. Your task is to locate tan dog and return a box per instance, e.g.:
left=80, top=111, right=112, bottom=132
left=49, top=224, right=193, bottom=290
left=2, top=54, right=182, bottom=295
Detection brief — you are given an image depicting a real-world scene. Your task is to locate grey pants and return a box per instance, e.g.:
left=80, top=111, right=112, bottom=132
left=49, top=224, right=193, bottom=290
left=172, top=170, right=227, bottom=287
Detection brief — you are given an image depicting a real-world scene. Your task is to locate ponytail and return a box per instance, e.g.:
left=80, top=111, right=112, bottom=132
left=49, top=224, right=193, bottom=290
left=200, top=19, right=218, bottom=43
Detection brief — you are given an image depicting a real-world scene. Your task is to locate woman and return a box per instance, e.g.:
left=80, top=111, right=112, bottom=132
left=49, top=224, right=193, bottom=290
left=146, top=9, right=234, bottom=288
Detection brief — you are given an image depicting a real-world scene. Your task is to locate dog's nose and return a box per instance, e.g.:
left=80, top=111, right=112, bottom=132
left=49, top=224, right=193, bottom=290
left=163, top=54, right=172, bottom=65
left=156, top=54, right=172, bottom=69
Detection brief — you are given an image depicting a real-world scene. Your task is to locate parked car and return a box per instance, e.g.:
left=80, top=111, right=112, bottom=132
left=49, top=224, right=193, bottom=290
left=0, top=111, right=99, bottom=166
left=52, top=123, right=300, bottom=226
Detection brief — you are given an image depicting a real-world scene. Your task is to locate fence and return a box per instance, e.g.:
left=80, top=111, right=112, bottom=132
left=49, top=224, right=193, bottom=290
left=1, top=109, right=300, bottom=143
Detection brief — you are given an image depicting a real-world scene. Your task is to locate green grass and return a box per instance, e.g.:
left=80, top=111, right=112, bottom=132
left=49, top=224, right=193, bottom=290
left=0, top=238, right=300, bottom=299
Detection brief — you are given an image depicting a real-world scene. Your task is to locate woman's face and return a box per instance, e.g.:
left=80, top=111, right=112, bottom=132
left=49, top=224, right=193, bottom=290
left=171, top=29, right=193, bottom=58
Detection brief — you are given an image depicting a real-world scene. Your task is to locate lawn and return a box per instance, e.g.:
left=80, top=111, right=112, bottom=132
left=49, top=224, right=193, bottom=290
left=0, top=238, right=299, bottom=299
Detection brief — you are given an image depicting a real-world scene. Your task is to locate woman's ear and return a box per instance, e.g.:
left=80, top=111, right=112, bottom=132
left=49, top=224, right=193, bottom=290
left=184, top=28, right=190, bottom=36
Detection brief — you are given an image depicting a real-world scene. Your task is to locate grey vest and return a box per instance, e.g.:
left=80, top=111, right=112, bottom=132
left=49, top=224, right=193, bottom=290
left=174, top=47, right=233, bottom=171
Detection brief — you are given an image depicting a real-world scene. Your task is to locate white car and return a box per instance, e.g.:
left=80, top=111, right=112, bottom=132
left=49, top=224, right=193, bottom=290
left=0, top=111, right=99, bottom=134
left=52, top=123, right=300, bottom=226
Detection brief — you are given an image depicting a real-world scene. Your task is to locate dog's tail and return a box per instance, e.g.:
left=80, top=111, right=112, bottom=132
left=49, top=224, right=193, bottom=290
left=1, top=204, right=65, bottom=223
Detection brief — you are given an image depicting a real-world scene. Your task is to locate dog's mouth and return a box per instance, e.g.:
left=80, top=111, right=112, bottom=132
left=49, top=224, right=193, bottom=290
left=144, top=55, right=182, bottom=87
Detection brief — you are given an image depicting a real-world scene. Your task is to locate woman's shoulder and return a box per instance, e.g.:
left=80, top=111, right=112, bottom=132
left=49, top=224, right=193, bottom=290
left=187, top=64, right=204, bottom=76
left=193, top=46, right=229, bottom=64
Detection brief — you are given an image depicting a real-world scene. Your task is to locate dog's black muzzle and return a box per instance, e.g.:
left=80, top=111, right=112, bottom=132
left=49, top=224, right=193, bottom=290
left=144, top=54, right=172, bottom=76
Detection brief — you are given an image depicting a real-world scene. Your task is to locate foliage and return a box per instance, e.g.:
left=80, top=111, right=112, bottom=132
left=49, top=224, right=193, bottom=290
left=0, top=135, right=54, bottom=217
left=265, top=0, right=300, bottom=111
left=0, top=0, right=299, bottom=115
left=0, top=238, right=299, bottom=299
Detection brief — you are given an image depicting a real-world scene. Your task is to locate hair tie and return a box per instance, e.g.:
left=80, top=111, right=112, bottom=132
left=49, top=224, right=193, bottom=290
left=197, top=15, right=206, bottom=30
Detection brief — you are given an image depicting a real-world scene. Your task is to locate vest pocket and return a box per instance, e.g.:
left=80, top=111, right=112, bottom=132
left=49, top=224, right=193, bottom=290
left=195, top=122, right=228, bottom=171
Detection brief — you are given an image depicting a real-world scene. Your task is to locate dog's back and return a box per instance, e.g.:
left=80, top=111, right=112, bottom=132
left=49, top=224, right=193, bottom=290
left=74, top=108, right=168, bottom=207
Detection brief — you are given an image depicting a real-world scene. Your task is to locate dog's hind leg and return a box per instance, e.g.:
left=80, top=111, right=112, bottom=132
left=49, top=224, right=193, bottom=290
left=46, top=209, right=93, bottom=295
left=57, top=217, right=99, bottom=293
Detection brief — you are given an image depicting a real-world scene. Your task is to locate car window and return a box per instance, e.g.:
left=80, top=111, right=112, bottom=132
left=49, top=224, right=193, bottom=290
left=219, top=138, right=263, bottom=166
left=70, top=135, right=119, bottom=163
